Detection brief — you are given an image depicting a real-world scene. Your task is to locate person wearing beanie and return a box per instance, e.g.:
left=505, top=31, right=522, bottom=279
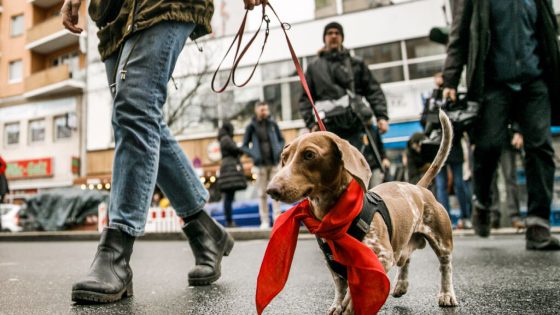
left=299, top=21, right=390, bottom=188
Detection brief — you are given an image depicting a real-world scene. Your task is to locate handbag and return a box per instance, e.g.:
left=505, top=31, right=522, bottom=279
left=88, top=0, right=124, bottom=28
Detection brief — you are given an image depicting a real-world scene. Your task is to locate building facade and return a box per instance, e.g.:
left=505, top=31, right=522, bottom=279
left=0, top=0, right=87, bottom=201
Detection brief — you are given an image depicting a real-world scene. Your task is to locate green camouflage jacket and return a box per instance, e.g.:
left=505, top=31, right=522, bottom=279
left=90, top=0, right=214, bottom=61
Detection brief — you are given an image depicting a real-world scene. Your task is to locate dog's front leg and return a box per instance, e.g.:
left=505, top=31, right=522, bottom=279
left=340, top=291, right=354, bottom=315
left=327, top=267, right=347, bottom=315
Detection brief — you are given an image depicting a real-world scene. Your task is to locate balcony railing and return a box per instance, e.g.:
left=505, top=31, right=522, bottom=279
left=24, top=64, right=85, bottom=98
left=26, top=16, right=80, bottom=54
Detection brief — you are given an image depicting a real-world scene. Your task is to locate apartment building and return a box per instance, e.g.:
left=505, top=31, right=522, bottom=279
left=0, top=0, right=86, bottom=200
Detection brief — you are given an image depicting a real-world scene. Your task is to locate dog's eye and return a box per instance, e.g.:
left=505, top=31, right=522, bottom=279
left=302, top=150, right=316, bottom=160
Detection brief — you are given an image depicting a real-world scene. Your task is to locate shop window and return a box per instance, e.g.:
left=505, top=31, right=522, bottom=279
left=371, top=66, right=404, bottom=84
left=54, top=115, right=72, bottom=140
left=405, top=37, right=446, bottom=59
left=354, top=42, right=402, bottom=65
left=315, top=0, right=337, bottom=18
left=408, top=59, right=445, bottom=80
left=8, top=60, right=23, bottom=84
left=5, top=122, right=20, bottom=146
left=11, top=15, right=24, bottom=37
left=342, top=0, right=392, bottom=13
left=29, top=119, right=46, bottom=144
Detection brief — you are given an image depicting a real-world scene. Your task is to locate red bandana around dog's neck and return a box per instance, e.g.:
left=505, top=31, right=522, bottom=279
left=255, top=179, right=390, bottom=315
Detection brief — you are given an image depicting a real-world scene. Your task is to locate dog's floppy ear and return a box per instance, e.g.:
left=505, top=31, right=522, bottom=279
left=323, top=131, right=371, bottom=191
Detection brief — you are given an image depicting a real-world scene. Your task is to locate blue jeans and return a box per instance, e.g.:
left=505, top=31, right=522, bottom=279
left=104, top=22, right=208, bottom=236
left=436, top=162, right=471, bottom=219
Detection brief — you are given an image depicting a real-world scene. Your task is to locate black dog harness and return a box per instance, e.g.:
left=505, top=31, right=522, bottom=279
left=316, top=191, right=392, bottom=279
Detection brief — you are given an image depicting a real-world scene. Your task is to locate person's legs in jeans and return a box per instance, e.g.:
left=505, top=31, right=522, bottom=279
left=450, top=161, right=471, bottom=223
left=256, top=166, right=270, bottom=228
left=514, top=79, right=559, bottom=250
left=73, top=23, right=233, bottom=303
left=472, top=84, right=511, bottom=237
left=435, top=166, right=451, bottom=213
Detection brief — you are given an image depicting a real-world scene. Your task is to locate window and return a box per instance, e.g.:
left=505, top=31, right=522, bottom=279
left=408, top=60, right=445, bottom=80
left=263, top=84, right=283, bottom=121
left=354, top=42, right=402, bottom=65
left=405, top=37, right=445, bottom=59
left=261, top=60, right=299, bottom=82
left=343, top=0, right=392, bottom=13
left=54, top=115, right=72, bottom=140
left=29, top=119, right=46, bottom=143
left=315, top=0, right=337, bottom=18
left=52, top=51, right=80, bottom=73
left=289, top=81, right=303, bottom=120
left=371, top=67, right=405, bottom=84
left=8, top=60, right=23, bottom=83
left=5, top=123, right=20, bottom=146
left=11, top=15, right=24, bottom=37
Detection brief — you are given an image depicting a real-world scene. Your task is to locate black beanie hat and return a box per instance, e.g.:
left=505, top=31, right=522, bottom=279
left=323, top=22, right=344, bottom=43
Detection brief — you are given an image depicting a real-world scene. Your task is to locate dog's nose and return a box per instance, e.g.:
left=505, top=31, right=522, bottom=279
left=266, top=185, right=282, bottom=200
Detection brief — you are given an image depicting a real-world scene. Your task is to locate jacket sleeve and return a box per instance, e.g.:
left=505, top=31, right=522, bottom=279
left=241, top=125, right=253, bottom=156
left=360, top=62, right=389, bottom=121
left=443, top=0, right=473, bottom=89
left=221, top=136, right=243, bottom=157
left=298, top=67, right=318, bottom=129
left=275, top=122, right=285, bottom=149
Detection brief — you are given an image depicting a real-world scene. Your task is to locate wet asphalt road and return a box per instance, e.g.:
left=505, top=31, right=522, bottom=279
left=1, top=234, right=559, bottom=315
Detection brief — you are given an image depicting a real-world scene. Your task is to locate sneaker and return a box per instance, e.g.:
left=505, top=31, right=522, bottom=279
left=526, top=225, right=560, bottom=251
left=259, top=222, right=270, bottom=229
left=462, top=218, right=473, bottom=229
left=472, top=206, right=491, bottom=237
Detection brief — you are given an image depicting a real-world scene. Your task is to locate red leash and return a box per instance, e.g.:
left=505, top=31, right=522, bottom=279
left=211, top=3, right=326, bottom=132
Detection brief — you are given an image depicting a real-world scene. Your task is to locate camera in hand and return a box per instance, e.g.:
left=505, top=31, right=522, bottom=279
left=420, top=88, right=480, bottom=163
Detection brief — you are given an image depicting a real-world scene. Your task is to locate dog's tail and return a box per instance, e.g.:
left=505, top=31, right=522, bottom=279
left=417, top=109, right=453, bottom=188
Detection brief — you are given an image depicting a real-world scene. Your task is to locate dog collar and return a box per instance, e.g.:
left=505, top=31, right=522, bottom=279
left=317, top=190, right=392, bottom=280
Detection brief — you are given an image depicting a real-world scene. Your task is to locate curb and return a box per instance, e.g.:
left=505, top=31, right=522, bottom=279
left=1, top=227, right=558, bottom=242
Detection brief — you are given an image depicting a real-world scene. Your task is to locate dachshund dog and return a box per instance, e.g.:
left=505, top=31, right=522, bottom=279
left=266, top=110, right=458, bottom=314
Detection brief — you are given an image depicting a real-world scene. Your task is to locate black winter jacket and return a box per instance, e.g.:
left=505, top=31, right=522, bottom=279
left=299, top=48, right=389, bottom=134
left=443, top=0, right=560, bottom=124
left=217, top=124, right=247, bottom=193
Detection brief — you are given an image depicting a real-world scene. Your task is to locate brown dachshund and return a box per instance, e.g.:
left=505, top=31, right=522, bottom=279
left=266, top=110, right=458, bottom=314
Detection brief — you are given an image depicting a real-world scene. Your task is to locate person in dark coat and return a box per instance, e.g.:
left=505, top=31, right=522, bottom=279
left=298, top=22, right=390, bottom=187
left=217, top=121, right=247, bottom=227
left=442, top=0, right=560, bottom=249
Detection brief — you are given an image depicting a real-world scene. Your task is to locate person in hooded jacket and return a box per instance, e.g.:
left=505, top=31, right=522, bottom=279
left=217, top=121, right=247, bottom=228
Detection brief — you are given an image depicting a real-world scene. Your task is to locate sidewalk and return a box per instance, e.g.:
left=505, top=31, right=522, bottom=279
left=1, top=226, right=558, bottom=242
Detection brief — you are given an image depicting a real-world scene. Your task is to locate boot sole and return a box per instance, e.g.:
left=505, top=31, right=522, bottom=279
left=188, top=233, right=234, bottom=286
left=72, top=281, right=133, bottom=304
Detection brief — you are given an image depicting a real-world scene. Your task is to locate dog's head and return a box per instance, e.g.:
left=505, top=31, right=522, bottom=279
left=266, top=131, right=371, bottom=203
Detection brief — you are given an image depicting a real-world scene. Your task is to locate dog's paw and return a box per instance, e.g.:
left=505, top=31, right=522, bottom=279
left=392, top=280, right=409, bottom=297
left=438, top=292, right=458, bottom=307
left=327, top=303, right=343, bottom=315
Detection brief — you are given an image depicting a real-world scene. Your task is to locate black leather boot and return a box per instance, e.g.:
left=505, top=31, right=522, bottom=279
left=526, top=225, right=560, bottom=250
left=72, top=227, right=135, bottom=303
left=182, top=210, right=234, bottom=286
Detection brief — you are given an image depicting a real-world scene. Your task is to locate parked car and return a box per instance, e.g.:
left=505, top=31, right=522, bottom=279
left=207, top=183, right=292, bottom=227
left=1, top=204, right=23, bottom=232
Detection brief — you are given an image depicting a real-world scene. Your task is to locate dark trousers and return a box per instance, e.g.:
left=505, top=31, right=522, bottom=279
left=473, top=79, right=555, bottom=222
left=223, top=190, right=236, bottom=224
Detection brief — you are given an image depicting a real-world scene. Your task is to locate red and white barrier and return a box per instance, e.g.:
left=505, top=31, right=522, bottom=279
left=97, top=204, right=183, bottom=233
left=145, top=207, right=184, bottom=233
